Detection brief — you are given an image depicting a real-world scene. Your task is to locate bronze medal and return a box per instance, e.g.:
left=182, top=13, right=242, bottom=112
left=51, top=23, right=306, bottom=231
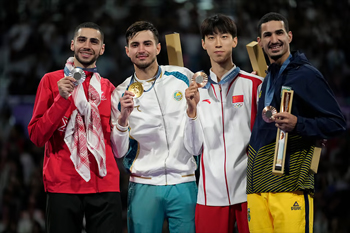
left=128, top=82, right=144, bottom=98
left=192, top=71, right=208, bottom=88
left=262, top=106, right=277, bottom=123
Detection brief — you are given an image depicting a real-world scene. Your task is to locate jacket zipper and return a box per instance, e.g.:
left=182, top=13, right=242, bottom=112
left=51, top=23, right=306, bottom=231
left=154, top=86, right=170, bottom=185
left=220, top=85, right=231, bottom=205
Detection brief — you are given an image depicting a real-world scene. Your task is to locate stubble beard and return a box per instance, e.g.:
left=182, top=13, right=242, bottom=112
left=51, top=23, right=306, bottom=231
left=270, top=54, right=283, bottom=62
left=267, top=41, right=284, bottom=62
left=75, top=50, right=99, bottom=67
left=134, top=57, right=156, bottom=69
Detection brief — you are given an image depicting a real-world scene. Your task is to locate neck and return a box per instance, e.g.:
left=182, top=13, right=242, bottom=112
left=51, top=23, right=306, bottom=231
left=210, top=60, right=235, bottom=82
left=134, top=62, right=159, bottom=80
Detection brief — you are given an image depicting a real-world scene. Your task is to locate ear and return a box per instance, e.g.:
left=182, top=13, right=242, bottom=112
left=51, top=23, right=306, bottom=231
left=156, top=42, right=161, bottom=55
left=288, top=31, right=293, bottom=43
left=201, top=39, right=206, bottom=50
left=99, top=44, right=105, bottom=55
left=70, top=40, right=74, bottom=51
left=125, top=46, right=130, bottom=58
left=257, top=37, right=262, bottom=48
left=232, top=37, right=238, bottom=48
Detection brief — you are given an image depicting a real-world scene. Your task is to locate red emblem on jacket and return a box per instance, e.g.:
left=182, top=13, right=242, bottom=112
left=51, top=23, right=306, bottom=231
left=202, top=99, right=211, bottom=104
left=232, top=95, right=243, bottom=103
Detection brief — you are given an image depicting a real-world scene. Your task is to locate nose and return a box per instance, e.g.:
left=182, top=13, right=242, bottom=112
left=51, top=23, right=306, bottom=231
left=271, top=33, right=278, bottom=43
left=138, top=44, right=146, bottom=52
left=82, top=40, right=92, bottom=49
left=215, top=37, right=222, bottom=47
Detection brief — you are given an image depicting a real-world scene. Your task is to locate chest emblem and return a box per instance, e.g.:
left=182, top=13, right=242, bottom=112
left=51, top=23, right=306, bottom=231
left=58, top=116, right=69, bottom=132
left=101, top=91, right=107, bottom=101
left=281, top=86, right=292, bottom=97
left=202, top=99, right=211, bottom=104
left=232, top=95, right=244, bottom=108
left=173, top=91, right=183, bottom=101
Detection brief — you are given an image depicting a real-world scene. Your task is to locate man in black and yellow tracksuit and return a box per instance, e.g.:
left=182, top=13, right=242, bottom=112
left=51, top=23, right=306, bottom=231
left=247, top=12, right=346, bottom=233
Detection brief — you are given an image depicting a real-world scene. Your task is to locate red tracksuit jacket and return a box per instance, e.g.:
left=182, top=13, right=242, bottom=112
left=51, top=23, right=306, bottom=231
left=28, top=69, right=120, bottom=193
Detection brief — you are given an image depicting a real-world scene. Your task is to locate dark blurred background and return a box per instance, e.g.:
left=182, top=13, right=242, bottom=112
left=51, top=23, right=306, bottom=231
left=0, top=0, right=349, bottom=232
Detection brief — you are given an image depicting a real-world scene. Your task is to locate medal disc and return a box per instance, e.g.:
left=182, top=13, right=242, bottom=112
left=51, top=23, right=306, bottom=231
left=192, top=71, right=208, bottom=88
left=70, top=68, right=86, bottom=86
left=128, top=82, right=144, bottom=98
left=262, top=106, right=277, bottom=123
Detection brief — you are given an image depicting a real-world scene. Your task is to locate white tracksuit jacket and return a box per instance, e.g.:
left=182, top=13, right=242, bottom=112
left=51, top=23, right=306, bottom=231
left=185, top=66, right=263, bottom=206
left=111, top=65, right=199, bottom=185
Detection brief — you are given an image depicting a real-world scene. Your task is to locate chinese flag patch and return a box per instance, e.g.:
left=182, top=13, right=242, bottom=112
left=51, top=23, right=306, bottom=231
left=232, top=95, right=243, bottom=103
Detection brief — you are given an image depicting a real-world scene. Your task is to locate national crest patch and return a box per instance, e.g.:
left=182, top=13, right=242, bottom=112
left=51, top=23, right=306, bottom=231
left=173, top=91, right=183, bottom=101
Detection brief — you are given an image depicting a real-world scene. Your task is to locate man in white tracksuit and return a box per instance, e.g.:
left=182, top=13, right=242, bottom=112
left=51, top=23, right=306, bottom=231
left=185, top=14, right=263, bottom=233
left=110, top=21, right=198, bottom=233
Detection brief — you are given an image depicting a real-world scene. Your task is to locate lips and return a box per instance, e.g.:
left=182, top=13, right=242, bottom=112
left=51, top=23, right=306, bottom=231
left=137, top=54, right=148, bottom=59
left=269, top=43, right=283, bottom=52
left=80, top=51, right=93, bottom=59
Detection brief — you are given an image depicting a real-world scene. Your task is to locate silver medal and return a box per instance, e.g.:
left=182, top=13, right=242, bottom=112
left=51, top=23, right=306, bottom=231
left=70, top=68, right=86, bottom=86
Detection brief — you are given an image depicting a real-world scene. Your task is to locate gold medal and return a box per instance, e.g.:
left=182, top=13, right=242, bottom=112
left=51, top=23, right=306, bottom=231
left=192, top=71, right=208, bottom=88
left=128, top=82, right=144, bottom=98
left=262, top=106, right=277, bottom=123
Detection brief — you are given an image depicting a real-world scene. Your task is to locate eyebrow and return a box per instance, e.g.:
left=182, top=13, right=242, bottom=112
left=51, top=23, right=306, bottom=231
left=263, top=28, right=284, bottom=35
left=77, top=36, right=100, bottom=42
left=129, top=40, right=153, bottom=45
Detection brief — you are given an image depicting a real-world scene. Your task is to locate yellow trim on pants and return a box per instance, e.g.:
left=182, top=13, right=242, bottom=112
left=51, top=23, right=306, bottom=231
left=247, top=191, right=313, bottom=233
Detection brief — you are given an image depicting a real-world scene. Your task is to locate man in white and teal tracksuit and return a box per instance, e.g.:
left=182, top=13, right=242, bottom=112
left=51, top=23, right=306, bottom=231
left=111, top=21, right=198, bottom=233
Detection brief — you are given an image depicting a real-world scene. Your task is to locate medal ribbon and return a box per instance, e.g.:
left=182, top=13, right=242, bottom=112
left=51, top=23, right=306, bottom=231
left=127, top=66, right=162, bottom=92
left=203, top=66, right=241, bottom=89
left=264, top=54, right=292, bottom=107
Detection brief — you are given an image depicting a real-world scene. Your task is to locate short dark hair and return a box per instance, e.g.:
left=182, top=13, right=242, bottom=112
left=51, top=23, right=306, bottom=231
left=257, top=12, right=289, bottom=37
left=73, top=22, right=104, bottom=42
left=200, top=14, right=237, bottom=40
left=125, top=21, right=159, bottom=45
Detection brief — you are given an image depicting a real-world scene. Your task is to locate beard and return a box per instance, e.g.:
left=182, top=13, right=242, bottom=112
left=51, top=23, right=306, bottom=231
left=270, top=54, right=283, bottom=61
left=134, top=56, right=156, bottom=69
left=267, top=41, right=284, bottom=62
left=74, top=50, right=99, bottom=67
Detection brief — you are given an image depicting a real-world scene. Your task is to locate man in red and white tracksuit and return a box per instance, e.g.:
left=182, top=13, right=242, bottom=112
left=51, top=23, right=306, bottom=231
left=185, top=14, right=263, bottom=233
left=28, top=22, right=122, bottom=233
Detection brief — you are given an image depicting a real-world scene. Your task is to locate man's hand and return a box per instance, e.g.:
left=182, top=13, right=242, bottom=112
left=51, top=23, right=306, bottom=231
left=274, top=112, right=297, bottom=132
left=185, top=81, right=200, bottom=118
left=118, top=90, right=134, bottom=127
left=58, top=76, right=76, bottom=99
